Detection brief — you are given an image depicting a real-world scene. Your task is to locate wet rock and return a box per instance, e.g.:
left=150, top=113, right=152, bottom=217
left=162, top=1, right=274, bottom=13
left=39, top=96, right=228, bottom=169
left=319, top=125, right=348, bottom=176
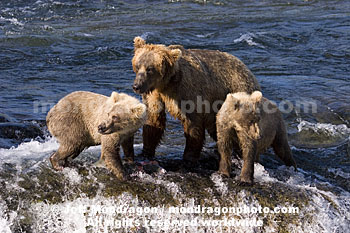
left=0, top=121, right=45, bottom=148
left=0, top=122, right=44, bottom=140
left=0, top=113, right=14, bottom=123
left=289, top=126, right=349, bottom=149
left=138, top=161, right=164, bottom=174
left=0, top=156, right=348, bottom=232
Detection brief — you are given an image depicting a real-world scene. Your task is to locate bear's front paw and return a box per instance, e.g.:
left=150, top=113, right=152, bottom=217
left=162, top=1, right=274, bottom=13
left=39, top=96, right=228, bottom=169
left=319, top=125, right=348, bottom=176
left=183, top=151, right=200, bottom=163
left=139, top=148, right=155, bottom=159
left=49, top=157, right=65, bottom=171
left=237, top=180, right=253, bottom=186
left=237, top=176, right=253, bottom=186
left=115, top=172, right=126, bottom=181
left=217, top=168, right=231, bottom=178
left=214, top=171, right=232, bottom=179
left=182, top=159, right=199, bottom=172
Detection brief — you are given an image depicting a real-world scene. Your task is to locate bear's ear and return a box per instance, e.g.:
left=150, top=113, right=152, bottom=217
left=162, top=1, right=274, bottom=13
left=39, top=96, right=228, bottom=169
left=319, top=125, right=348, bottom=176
left=251, top=91, right=262, bottom=103
left=108, top=92, right=119, bottom=104
left=227, top=94, right=240, bottom=110
left=134, top=37, right=146, bottom=50
left=169, top=49, right=182, bottom=61
left=131, top=103, right=147, bottom=117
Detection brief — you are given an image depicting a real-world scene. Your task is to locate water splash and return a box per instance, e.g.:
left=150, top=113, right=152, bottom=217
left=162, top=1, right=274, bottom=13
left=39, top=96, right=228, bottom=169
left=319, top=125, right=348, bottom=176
left=0, top=200, right=14, bottom=233
left=0, top=137, right=58, bottom=166
left=0, top=16, right=24, bottom=26
left=297, top=120, right=350, bottom=137
left=233, top=33, right=264, bottom=48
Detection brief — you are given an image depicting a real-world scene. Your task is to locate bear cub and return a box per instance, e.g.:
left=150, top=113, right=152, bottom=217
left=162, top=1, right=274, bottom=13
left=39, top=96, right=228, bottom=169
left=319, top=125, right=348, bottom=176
left=47, top=91, right=146, bottom=180
left=216, top=91, right=297, bottom=185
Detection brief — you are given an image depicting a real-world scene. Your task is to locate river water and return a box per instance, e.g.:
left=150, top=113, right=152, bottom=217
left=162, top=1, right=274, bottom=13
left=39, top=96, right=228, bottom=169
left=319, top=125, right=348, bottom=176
left=0, top=0, right=349, bottom=232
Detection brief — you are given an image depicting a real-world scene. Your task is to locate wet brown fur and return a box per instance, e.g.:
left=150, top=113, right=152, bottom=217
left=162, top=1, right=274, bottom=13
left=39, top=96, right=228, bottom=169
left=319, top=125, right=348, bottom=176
left=216, top=91, right=297, bottom=185
left=46, top=91, right=146, bottom=180
left=132, top=37, right=261, bottom=161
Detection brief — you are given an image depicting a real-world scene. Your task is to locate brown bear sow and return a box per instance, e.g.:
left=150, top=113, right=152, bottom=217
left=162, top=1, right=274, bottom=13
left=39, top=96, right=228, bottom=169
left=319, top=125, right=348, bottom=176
left=216, top=91, right=297, bottom=185
left=132, top=37, right=261, bottom=162
left=47, top=91, right=146, bottom=180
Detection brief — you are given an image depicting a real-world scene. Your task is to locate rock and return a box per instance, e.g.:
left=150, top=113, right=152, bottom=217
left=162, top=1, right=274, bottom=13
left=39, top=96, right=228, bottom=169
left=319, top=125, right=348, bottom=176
left=0, top=113, right=14, bottom=123
left=0, top=122, right=43, bottom=140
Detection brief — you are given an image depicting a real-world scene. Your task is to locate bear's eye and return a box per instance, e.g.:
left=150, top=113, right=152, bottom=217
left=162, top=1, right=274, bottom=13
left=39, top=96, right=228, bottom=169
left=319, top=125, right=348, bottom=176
left=146, top=66, right=154, bottom=74
left=112, top=116, right=121, bottom=121
left=134, top=64, right=140, bottom=72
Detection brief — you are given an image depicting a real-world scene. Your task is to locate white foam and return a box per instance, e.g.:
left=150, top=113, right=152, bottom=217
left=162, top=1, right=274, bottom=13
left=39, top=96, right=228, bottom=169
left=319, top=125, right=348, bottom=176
left=62, top=167, right=82, bottom=185
left=0, top=137, right=58, bottom=166
left=234, top=33, right=264, bottom=48
left=0, top=16, right=24, bottom=26
left=328, top=168, right=350, bottom=179
left=139, top=32, right=154, bottom=40
left=195, top=32, right=215, bottom=38
left=76, top=32, right=94, bottom=37
left=297, top=120, right=350, bottom=137
left=132, top=171, right=181, bottom=199
left=254, top=163, right=279, bottom=183
left=0, top=200, right=16, bottom=233
left=210, top=172, right=228, bottom=195
left=0, top=217, right=11, bottom=233
left=250, top=164, right=350, bottom=231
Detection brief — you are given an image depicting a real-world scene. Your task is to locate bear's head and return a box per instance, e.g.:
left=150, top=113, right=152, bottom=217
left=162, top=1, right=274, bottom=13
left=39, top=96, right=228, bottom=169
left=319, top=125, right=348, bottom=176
left=226, top=91, right=263, bottom=140
left=131, top=37, right=182, bottom=94
left=98, top=92, right=147, bottom=135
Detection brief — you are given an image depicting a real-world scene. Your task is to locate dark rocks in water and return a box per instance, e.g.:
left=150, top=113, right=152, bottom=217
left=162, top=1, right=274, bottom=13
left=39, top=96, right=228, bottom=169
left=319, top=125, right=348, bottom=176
left=0, top=121, right=45, bottom=148
left=157, top=152, right=220, bottom=174
left=0, top=113, right=15, bottom=123
left=289, top=128, right=349, bottom=149
left=0, top=122, right=44, bottom=140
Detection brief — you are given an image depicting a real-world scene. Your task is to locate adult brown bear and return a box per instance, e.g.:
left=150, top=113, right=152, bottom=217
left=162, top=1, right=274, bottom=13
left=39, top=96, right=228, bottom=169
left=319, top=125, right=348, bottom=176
left=132, top=37, right=261, bottom=163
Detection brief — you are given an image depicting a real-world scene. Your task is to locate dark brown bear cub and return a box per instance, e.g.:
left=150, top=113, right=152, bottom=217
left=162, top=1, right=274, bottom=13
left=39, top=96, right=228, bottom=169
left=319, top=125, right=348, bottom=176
left=132, top=37, right=261, bottom=163
left=216, top=91, right=297, bottom=185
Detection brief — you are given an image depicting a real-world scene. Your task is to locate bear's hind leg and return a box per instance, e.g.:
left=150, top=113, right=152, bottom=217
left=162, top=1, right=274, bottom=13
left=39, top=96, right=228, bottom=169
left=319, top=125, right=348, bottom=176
left=183, top=120, right=205, bottom=163
left=207, top=125, right=217, bottom=142
left=272, top=133, right=297, bottom=170
left=50, top=145, right=82, bottom=171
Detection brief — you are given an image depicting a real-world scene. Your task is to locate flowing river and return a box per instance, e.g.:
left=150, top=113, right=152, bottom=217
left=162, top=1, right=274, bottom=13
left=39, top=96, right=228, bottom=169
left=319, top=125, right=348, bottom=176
left=0, top=0, right=349, bottom=232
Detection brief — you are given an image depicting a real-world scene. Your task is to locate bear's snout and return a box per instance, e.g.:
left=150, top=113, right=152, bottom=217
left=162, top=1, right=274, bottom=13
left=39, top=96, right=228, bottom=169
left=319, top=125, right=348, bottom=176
left=133, top=72, right=148, bottom=94
left=133, top=82, right=148, bottom=94
left=98, top=123, right=107, bottom=134
left=132, top=83, right=141, bottom=92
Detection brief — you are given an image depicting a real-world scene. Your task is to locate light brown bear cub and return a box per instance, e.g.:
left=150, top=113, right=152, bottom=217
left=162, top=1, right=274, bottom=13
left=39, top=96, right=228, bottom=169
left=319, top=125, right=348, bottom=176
left=47, top=91, right=146, bottom=180
left=216, top=91, right=297, bottom=185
